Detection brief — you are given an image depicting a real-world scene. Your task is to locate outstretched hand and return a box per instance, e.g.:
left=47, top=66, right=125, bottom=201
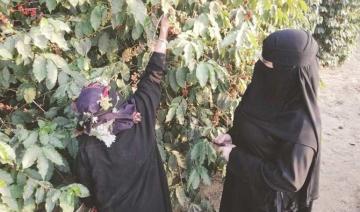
left=213, top=133, right=234, bottom=161
left=132, top=112, right=142, bottom=124
left=217, top=144, right=236, bottom=161
left=154, top=15, right=170, bottom=54
left=213, top=133, right=232, bottom=146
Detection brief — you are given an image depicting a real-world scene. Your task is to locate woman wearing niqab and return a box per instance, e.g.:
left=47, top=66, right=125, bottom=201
left=214, top=29, right=321, bottom=212
left=74, top=17, right=172, bottom=212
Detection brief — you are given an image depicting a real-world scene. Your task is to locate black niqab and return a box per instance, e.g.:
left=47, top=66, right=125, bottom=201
left=221, top=29, right=321, bottom=211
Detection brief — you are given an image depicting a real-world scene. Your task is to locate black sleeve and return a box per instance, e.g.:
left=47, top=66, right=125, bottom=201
left=227, top=143, right=315, bottom=192
left=227, top=105, right=242, bottom=146
left=75, top=145, right=96, bottom=208
left=134, top=52, right=166, bottom=121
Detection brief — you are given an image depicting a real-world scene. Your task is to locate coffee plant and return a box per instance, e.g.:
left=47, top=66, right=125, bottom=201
left=0, top=0, right=354, bottom=211
left=314, top=0, right=360, bottom=66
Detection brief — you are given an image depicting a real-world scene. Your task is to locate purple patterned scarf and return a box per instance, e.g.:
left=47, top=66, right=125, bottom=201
left=74, top=82, right=137, bottom=136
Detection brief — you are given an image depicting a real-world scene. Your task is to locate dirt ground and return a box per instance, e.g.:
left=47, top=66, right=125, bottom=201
left=204, top=39, right=360, bottom=212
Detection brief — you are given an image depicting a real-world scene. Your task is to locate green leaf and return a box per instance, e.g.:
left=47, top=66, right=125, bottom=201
left=23, top=131, right=38, bottom=148
left=68, top=0, right=79, bottom=7
left=220, top=30, right=238, bottom=48
left=183, top=43, right=195, bottom=70
left=165, top=107, right=176, bottom=123
left=73, top=38, right=91, bottom=56
left=190, top=142, right=202, bottom=161
left=0, top=67, right=10, bottom=88
left=235, top=23, right=248, bottom=48
left=46, top=59, right=58, bottom=90
left=49, top=136, right=64, bottom=149
left=175, top=186, right=188, bottom=207
left=175, top=68, right=187, bottom=88
left=165, top=97, right=182, bottom=123
left=22, top=145, right=41, bottom=169
left=176, top=99, right=187, bottom=124
left=188, top=168, right=200, bottom=189
left=0, top=37, right=15, bottom=59
left=37, top=154, right=49, bottom=180
left=23, top=87, right=36, bottom=103
left=59, top=191, right=75, bottom=212
left=35, top=187, right=45, bottom=204
left=168, top=69, right=179, bottom=92
left=67, top=138, right=79, bottom=159
left=199, top=166, right=211, bottom=185
left=23, top=196, right=36, bottom=212
left=66, top=183, right=89, bottom=198
left=42, top=146, right=64, bottom=166
left=47, top=19, right=70, bottom=33
left=191, top=42, right=203, bottom=60
left=126, top=0, right=146, bottom=25
left=51, top=33, right=69, bottom=50
left=110, top=0, right=124, bottom=14
left=98, top=32, right=110, bottom=55
left=0, top=170, right=13, bottom=185
left=9, top=184, right=23, bottom=199
left=46, top=0, right=57, bottom=13
left=33, top=55, right=47, bottom=82
left=75, top=20, right=93, bottom=38
left=0, top=48, right=13, bottom=59
left=208, top=64, right=218, bottom=90
left=39, top=131, right=50, bottom=145
left=196, top=62, right=209, bottom=87
left=23, top=179, right=36, bottom=200
left=24, top=169, right=42, bottom=181
left=131, top=22, right=143, bottom=40
left=45, top=189, right=61, bottom=212
left=193, top=14, right=209, bottom=36
left=171, top=150, right=185, bottom=169
left=0, top=141, right=15, bottom=165
left=90, top=5, right=106, bottom=31
left=0, top=132, right=10, bottom=143
left=44, top=107, right=59, bottom=119
left=1, top=196, right=19, bottom=211
left=15, top=35, right=33, bottom=59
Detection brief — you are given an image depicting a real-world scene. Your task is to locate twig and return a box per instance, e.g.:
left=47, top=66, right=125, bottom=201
left=32, top=100, right=45, bottom=113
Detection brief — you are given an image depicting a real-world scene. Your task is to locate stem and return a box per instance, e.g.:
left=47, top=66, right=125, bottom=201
left=32, top=100, right=45, bottom=113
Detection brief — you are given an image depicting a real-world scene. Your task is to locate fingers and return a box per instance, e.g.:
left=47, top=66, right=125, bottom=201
left=213, top=134, right=225, bottom=145
left=132, top=112, right=142, bottom=124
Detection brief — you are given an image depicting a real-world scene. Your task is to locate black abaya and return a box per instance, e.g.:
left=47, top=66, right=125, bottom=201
left=220, top=30, right=321, bottom=212
left=76, top=53, right=172, bottom=212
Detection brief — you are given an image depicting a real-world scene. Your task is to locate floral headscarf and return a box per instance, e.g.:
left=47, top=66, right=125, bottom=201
left=74, top=82, right=139, bottom=147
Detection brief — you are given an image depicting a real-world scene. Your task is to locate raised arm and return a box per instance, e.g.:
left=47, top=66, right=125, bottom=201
left=134, top=16, right=170, bottom=118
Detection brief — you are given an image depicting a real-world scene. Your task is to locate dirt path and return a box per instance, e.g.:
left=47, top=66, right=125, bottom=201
left=205, top=40, right=360, bottom=212
left=312, top=40, right=360, bottom=212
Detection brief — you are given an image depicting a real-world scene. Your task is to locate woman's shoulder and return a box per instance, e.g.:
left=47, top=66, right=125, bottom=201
left=76, top=134, right=102, bottom=149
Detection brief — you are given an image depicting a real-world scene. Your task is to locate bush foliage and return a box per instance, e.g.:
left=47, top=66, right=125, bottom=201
left=314, top=0, right=360, bottom=66
left=0, top=0, right=357, bottom=211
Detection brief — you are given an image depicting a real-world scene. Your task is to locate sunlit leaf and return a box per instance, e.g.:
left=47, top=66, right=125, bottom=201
left=42, top=146, right=64, bottom=166
left=196, top=62, right=209, bottom=87
left=33, top=55, right=47, bottom=82
left=22, top=145, right=41, bottom=169
left=46, top=59, right=58, bottom=90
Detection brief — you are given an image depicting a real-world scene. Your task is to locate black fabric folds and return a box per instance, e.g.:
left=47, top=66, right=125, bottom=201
left=222, top=29, right=321, bottom=212
left=76, top=52, right=171, bottom=212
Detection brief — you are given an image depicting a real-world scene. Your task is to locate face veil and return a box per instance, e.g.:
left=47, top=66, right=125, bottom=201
left=239, top=29, right=322, bottom=203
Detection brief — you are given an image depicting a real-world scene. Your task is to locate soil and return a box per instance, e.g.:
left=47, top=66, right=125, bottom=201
left=204, top=39, right=360, bottom=212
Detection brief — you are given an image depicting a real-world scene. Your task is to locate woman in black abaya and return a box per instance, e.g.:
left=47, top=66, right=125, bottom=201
left=214, top=29, right=321, bottom=212
left=74, top=17, right=172, bottom=212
